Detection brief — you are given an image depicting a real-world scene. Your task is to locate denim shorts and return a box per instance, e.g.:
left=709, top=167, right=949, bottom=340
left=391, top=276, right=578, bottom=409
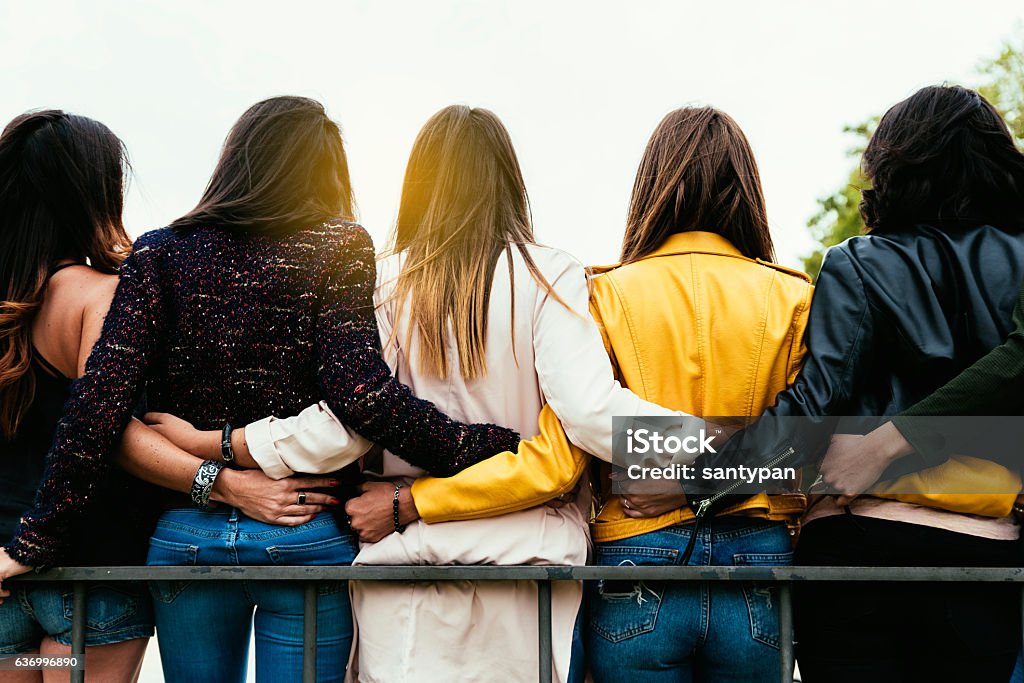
left=0, top=583, right=154, bottom=657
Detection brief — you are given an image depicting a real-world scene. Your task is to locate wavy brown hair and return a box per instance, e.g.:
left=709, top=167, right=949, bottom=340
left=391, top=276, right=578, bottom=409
left=621, top=106, right=775, bottom=262
left=0, top=110, right=131, bottom=439
left=389, top=105, right=568, bottom=379
left=172, top=96, right=355, bottom=236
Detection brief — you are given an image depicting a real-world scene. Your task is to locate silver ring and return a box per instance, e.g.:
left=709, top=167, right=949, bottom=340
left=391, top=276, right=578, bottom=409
left=622, top=499, right=631, bottom=510
left=297, top=492, right=307, bottom=505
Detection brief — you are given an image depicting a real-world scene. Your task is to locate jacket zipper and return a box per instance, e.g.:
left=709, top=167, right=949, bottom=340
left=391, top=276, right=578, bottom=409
left=693, top=445, right=797, bottom=520
left=680, top=446, right=797, bottom=566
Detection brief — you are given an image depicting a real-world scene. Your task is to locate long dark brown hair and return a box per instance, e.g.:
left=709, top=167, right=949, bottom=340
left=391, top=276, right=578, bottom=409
left=860, top=85, right=1024, bottom=232
left=388, top=105, right=567, bottom=379
left=621, top=106, right=775, bottom=262
left=0, top=110, right=132, bottom=439
left=172, top=96, right=355, bottom=236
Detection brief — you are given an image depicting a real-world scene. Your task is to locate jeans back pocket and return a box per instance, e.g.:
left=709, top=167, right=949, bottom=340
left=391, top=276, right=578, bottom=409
left=61, top=586, right=140, bottom=633
left=733, top=551, right=793, bottom=649
left=265, top=535, right=356, bottom=566
left=146, top=537, right=199, bottom=605
left=588, top=544, right=678, bottom=644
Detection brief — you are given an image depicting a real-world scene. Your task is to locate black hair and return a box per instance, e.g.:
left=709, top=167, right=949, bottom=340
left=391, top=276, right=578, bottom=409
left=861, top=85, right=1024, bottom=232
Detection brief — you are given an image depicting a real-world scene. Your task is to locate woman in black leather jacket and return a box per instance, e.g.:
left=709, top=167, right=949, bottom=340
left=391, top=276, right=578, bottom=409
left=687, top=85, right=1024, bottom=681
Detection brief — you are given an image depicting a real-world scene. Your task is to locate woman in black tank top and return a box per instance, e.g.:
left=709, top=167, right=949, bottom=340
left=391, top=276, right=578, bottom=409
left=0, top=271, right=75, bottom=543
left=0, top=112, right=154, bottom=681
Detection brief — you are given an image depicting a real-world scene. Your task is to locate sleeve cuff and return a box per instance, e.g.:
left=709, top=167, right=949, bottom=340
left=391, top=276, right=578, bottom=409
left=245, top=416, right=296, bottom=480
left=4, top=534, right=51, bottom=570
left=890, top=416, right=948, bottom=466
left=246, top=402, right=374, bottom=479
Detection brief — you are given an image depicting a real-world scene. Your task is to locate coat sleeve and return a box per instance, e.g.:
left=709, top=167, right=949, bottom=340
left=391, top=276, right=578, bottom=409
left=313, top=223, right=520, bottom=477
left=5, top=236, right=165, bottom=568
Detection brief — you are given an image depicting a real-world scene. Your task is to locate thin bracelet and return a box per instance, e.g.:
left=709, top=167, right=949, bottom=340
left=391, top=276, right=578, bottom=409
left=190, top=460, right=225, bottom=510
left=221, top=423, right=235, bottom=464
left=393, top=483, right=406, bottom=534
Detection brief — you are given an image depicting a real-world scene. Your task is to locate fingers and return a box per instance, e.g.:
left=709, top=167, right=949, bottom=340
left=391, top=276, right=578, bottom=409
left=279, top=504, right=328, bottom=517
left=284, top=492, right=339, bottom=507
left=286, top=477, right=340, bottom=491
left=835, top=494, right=859, bottom=506
left=357, top=481, right=391, bottom=494
left=277, top=514, right=316, bottom=527
left=357, top=529, right=386, bottom=543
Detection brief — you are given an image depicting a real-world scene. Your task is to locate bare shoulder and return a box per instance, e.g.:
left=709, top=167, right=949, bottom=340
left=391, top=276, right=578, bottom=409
left=47, top=265, right=119, bottom=316
left=33, top=266, right=120, bottom=376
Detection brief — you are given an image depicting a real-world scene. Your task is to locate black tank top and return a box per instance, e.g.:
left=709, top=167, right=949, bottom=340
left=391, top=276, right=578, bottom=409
left=0, top=351, right=72, bottom=540
left=0, top=263, right=159, bottom=564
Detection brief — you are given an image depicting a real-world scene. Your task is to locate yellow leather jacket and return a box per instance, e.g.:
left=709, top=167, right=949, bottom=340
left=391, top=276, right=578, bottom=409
left=587, top=232, right=812, bottom=542
left=410, top=232, right=813, bottom=540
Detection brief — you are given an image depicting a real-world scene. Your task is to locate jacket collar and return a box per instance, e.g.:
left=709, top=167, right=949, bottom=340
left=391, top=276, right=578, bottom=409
left=591, top=231, right=746, bottom=274
left=642, top=231, right=745, bottom=260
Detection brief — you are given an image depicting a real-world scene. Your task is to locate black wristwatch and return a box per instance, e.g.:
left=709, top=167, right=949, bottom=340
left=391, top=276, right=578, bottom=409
left=221, top=423, right=236, bottom=464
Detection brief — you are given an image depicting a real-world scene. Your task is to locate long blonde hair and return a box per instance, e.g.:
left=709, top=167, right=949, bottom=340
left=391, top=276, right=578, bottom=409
left=389, top=105, right=567, bottom=379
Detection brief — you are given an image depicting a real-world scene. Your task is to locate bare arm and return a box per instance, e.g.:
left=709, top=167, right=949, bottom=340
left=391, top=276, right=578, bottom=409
left=117, top=419, right=340, bottom=526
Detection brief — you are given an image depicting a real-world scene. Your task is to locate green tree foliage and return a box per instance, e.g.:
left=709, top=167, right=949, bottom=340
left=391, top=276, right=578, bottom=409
left=978, top=41, right=1024, bottom=144
left=802, top=121, right=874, bottom=276
left=801, top=33, right=1024, bottom=278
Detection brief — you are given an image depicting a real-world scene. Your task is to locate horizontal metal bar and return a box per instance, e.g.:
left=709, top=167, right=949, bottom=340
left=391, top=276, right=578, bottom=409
left=12, top=565, right=1024, bottom=583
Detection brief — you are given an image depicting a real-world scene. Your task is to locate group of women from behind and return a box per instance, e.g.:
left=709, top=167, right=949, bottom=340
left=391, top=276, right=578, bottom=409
left=0, top=82, right=1022, bottom=683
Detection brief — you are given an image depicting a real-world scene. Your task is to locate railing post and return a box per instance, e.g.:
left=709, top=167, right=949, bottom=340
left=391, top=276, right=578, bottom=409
left=303, top=582, right=318, bottom=683
left=70, top=581, right=86, bottom=683
left=538, top=579, right=552, bottom=683
left=1019, top=584, right=1024, bottom=683
left=779, top=583, right=794, bottom=683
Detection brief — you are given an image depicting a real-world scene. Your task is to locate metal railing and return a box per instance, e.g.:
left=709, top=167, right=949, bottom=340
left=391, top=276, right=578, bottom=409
left=14, top=565, right=1024, bottom=683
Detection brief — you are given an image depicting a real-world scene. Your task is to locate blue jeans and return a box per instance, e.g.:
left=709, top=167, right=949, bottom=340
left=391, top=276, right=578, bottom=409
left=586, top=518, right=792, bottom=683
left=146, top=508, right=356, bottom=683
left=0, top=583, right=153, bottom=656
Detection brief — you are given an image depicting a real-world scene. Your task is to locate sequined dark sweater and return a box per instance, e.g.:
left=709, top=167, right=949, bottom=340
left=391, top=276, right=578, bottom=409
left=5, top=220, right=520, bottom=568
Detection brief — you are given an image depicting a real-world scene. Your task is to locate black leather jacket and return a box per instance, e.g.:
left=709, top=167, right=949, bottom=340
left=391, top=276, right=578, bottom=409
left=692, top=222, right=1024, bottom=509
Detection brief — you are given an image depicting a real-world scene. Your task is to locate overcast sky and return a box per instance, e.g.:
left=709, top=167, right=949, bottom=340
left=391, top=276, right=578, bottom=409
left=2, top=1, right=1023, bottom=270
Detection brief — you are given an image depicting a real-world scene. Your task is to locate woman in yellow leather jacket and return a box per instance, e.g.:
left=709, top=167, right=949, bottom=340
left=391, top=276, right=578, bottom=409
left=581, top=107, right=812, bottom=682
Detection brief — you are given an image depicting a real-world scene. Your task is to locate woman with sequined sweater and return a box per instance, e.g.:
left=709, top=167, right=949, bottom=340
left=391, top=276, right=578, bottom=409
left=0, top=96, right=520, bottom=683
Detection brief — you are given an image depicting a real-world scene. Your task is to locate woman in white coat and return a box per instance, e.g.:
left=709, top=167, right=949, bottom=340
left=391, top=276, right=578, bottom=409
left=145, top=105, right=699, bottom=682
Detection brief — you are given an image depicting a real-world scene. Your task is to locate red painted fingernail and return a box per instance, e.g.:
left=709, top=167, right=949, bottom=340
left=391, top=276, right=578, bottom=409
left=329, top=480, right=340, bottom=487
left=329, top=498, right=341, bottom=506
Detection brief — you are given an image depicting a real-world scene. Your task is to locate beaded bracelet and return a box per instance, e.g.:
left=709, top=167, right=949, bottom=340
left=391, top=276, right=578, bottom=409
left=393, top=483, right=406, bottom=534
